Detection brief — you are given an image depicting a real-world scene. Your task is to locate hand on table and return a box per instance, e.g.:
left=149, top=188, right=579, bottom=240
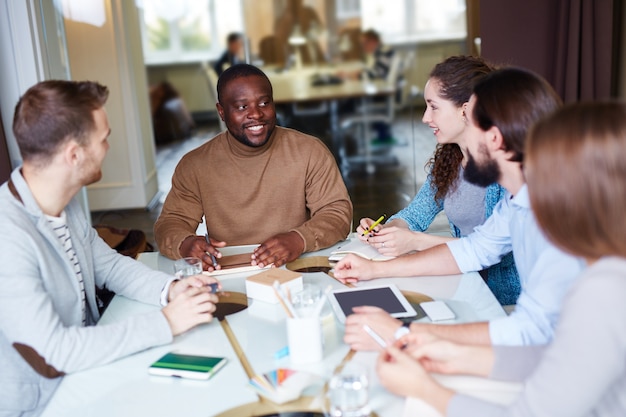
left=179, top=235, right=227, bottom=272
left=376, top=345, right=453, bottom=405
left=163, top=275, right=220, bottom=336
left=251, top=231, right=304, bottom=268
left=333, top=254, right=379, bottom=284
left=344, top=306, right=402, bottom=351
left=400, top=335, right=494, bottom=376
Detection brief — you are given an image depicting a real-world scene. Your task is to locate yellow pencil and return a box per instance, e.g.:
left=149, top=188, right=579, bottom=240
left=361, top=214, right=386, bottom=236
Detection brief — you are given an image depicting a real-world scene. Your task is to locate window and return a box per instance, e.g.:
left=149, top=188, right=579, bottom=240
left=138, top=0, right=243, bottom=65
left=360, top=0, right=466, bottom=43
left=336, top=0, right=361, bottom=19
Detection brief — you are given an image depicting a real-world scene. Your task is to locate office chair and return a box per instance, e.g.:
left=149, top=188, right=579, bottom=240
left=201, top=62, right=227, bottom=132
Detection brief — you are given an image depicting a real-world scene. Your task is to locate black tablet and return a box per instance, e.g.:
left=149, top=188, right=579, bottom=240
left=328, top=284, right=417, bottom=323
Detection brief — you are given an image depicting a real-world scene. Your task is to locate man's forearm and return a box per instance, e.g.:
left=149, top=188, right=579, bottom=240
left=154, top=218, right=197, bottom=260
left=411, top=321, right=492, bottom=346
left=294, top=201, right=352, bottom=252
left=372, top=243, right=462, bottom=278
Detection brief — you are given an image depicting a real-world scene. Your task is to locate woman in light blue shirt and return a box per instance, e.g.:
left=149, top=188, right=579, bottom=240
left=357, top=56, right=520, bottom=305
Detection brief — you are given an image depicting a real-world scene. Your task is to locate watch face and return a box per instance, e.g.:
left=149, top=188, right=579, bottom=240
left=394, top=325, right=410, bottom=340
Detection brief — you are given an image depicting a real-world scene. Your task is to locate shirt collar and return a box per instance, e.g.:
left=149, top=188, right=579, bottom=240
left=510, top=183, right=530, bottom=208
left=225, top=127, right=277, bottom=157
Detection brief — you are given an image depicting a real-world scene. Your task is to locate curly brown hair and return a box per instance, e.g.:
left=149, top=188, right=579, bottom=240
left=425, top=56, right=495, bottom=201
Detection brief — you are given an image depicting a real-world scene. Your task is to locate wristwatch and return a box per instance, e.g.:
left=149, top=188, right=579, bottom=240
left=394, top=321, right=411, bottom=340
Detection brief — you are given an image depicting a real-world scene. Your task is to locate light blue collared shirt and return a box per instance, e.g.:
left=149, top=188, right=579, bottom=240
left=447, top=184, right=584, bottom=345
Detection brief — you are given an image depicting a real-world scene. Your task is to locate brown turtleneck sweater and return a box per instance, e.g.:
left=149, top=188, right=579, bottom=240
left=155, top=126, right=353, bottom=259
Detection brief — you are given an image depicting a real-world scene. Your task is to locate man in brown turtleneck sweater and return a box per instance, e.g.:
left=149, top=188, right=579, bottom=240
left=155, top=64, right=352, bottom=270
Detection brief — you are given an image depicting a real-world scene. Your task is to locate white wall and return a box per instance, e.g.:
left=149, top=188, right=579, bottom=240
left=64, top=0, right=159, bottom=210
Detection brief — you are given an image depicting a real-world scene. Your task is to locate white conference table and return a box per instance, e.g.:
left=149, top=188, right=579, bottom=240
left=41, top=238, right=514, bottom=417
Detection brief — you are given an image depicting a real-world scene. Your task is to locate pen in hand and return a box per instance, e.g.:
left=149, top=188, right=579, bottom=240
left=204, top=232, right=219, bottom=268
left=363, top=324, right=388, bottom=348
left=361, top=214, right=386, bottom=236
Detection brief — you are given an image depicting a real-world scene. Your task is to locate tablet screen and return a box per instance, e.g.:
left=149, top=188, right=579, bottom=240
left=333, top=287, right=407, bottom=317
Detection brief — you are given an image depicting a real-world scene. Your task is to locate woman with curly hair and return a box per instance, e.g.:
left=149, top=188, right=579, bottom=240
left=357, top=55, right=520, bottom=305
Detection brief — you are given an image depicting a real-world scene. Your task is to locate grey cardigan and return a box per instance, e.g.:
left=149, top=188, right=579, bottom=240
left=0, top=169, right=173, bottom=416
left=448, top=257, right=626, bottom=416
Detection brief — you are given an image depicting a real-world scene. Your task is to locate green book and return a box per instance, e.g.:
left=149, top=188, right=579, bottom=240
left=149, top=352, right=228, bottom=380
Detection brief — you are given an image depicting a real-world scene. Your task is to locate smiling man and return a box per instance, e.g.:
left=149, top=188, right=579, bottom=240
left=155, top=64, right=352, bottom=269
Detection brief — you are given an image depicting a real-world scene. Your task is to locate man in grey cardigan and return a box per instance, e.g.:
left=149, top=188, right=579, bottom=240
left=0, top=80, right=220, bottom=416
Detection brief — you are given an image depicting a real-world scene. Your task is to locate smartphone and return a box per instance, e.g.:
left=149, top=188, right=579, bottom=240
left=148, top=352, right=227, bottom=380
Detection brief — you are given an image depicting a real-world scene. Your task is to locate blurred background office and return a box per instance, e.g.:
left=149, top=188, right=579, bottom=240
left=0, top=0, right=623, bottom=247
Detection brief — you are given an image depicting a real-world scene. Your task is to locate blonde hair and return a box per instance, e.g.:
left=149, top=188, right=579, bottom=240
left=526, top=102, right=626, bottom=259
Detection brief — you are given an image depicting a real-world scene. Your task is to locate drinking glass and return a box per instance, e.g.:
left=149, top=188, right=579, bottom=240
left=327, top=362, right=370, bottom=417
left=291, top=283, right=323, bottom=317
left=173, top=257, right=202, bottom=278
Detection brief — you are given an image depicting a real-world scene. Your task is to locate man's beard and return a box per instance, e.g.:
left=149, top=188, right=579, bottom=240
left=232, top=124, right=274, bottom=148
left=464, top=146, right=501, bottom=187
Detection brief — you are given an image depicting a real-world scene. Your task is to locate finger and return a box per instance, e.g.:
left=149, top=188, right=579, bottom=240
left=209, top=238, right=227, bottom=250
left=187, top=275, right=220, bottom=288
left=359, top=218, right=374, bottom=229
left=351, top=305, right=387, bottom=314
left=384, top=345, right=405, bottom=361
left=193, top=312, right=214, bottom=325
left=253, top=247, right=282, bottom=267
left=183, top=276, right=207, bottom=288
left=194, top=301, right=217, bottom=315
left=374, top=227, right=396, bottom=237
left=189, top=291, right=219, bottom=306
left=252, top=243, right=271, bottom=259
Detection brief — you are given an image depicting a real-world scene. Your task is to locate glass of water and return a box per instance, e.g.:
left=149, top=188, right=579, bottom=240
left=328, top=362, right=370, bottom=417
left=173, top=257, right=202, bottom=278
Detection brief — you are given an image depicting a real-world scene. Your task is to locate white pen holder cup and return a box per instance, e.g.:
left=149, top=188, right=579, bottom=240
left=286, top=316, right=323, bottom=364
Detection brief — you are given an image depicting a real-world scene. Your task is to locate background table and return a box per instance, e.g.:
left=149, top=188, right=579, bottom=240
left=41, top=239, right=516, bottom=417
left=263, top=65, right=396, bottom=174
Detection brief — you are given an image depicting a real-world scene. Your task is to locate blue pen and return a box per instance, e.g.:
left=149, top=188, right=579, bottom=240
left=204, top=232, right=219, bottom=268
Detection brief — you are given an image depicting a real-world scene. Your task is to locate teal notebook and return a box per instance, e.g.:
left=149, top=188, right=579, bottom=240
left=149, top=352, right=227, bottom=380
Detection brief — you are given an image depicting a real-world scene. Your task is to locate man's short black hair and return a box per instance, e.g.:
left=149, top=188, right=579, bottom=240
left=362, top=29, right=381, bottom=43
left=217, top=64, right=272, bottom=103
left=227, top=32, right=242, bottom=44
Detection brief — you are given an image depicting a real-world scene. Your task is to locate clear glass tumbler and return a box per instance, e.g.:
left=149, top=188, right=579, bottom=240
left=173, top=257, right=202, bottom=278
left=328, top=362, right=370, bottom=417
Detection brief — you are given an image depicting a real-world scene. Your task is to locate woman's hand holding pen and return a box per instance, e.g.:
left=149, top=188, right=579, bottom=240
left=179, top=235, right=226, bottom=272
left=356, top=217, right=383, bottom=242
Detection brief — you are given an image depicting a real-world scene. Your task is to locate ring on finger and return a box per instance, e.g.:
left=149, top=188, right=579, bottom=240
left=381, top=242, right=385, bottom=248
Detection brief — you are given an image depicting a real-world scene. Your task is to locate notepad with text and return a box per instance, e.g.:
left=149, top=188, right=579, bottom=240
left=328, top=239, right=395, bottom=262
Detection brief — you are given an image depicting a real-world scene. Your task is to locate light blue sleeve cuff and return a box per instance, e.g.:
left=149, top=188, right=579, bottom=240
left=446, top=238, right=479, bottom=273
left=488, top=313, right=552, bottom=346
